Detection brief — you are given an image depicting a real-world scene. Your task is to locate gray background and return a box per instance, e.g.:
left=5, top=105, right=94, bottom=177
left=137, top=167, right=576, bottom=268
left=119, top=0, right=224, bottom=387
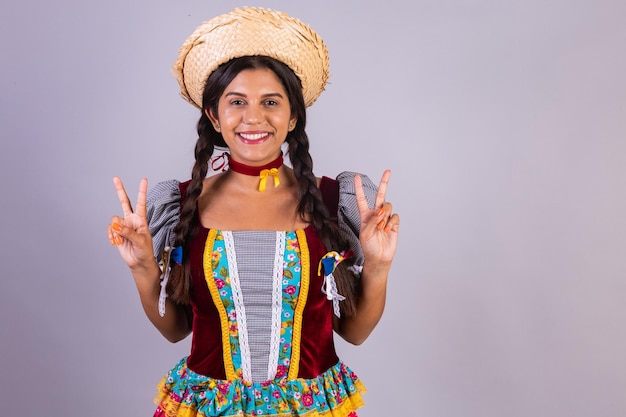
left=1, top=0, right=625, bottom=416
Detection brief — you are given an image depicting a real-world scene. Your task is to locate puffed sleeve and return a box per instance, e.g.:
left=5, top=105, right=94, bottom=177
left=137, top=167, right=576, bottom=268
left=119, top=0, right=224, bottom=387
left=336, top=171, right=378, bottom=267
left=146, top=179, right=181, bottom=263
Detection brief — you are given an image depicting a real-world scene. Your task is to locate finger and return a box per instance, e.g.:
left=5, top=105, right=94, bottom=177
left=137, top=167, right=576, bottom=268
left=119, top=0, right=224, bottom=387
left=110, top=221, right=140, bottom=246
left=374, top=170, right=391, bottom=209
left=384, top=213, right=400, bottom=233
left=107, top=224, right=123, bottom=246
left=377, top=202, right=392, bottom=217
left=376, top=202, right=393, bottom=229
left=109, top=220, right=127, bottom=245
left=354, top=173, right=370, bottom=214
left=135, top=178, right=148, bottom=219
left=108, top=215, right=124, bottom=245
left=113, top=176, right=134, bottom=217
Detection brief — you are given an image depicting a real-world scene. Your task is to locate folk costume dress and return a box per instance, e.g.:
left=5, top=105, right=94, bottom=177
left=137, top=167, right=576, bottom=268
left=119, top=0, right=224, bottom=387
left=145, top=172, right=378, bottom=417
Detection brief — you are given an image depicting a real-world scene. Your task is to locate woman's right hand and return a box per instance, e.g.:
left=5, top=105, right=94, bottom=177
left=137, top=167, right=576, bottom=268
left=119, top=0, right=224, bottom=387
left=107, top=177, right=191, bottom=342
left=107, top=176, right=156, bottom=272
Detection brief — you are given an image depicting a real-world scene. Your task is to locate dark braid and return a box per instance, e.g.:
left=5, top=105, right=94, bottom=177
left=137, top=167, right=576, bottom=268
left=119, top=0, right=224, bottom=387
left=166, top=55, right=360, bottom=316
left=288, top=130, right=359, bottom=317
left=166, top=114, right=214, bottom=304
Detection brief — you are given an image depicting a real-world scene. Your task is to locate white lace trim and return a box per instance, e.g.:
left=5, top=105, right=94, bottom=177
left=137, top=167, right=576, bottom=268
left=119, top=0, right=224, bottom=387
left=267, top=232, right=285, bottom=381
left=321, top=272, right=346, bottom=318
left=157, top=231, right=173, bottom=317
left=348, top=264, right=363, bottom=276
left=158, top=256, right=170, bottom=317
left=223, top=231, right=253, bottom=383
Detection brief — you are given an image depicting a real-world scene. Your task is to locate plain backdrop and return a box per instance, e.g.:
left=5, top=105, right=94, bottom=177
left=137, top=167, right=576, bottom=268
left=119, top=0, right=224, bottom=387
left=1, top=1, right=625, bottom=416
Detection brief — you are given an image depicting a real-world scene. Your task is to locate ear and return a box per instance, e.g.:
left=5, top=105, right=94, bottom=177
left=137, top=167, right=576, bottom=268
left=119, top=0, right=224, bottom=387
left=205, top=108, right=221, bottom=131
left=288, top=116, right=297, bottom=132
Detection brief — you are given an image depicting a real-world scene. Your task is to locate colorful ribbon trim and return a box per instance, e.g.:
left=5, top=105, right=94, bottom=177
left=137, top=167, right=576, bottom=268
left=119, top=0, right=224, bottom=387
left=317, top=250, right=352, bottom=317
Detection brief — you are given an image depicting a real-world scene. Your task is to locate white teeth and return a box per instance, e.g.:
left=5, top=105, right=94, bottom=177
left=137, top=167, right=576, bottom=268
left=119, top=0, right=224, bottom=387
left=240, top=132, right=268, bottom=140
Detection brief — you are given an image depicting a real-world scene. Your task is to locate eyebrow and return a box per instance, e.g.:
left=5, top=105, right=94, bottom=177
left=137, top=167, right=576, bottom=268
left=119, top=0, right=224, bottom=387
left=224, top=91, right=285, bottom=99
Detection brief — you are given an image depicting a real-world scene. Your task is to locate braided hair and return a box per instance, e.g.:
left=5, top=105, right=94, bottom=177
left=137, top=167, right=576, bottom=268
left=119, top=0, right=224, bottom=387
left=166, top=56, right=359, bottom=316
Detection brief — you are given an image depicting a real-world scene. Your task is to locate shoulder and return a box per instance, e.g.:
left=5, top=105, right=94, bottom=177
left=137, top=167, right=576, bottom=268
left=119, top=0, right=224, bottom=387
left=146, top=179, right=185, bottom=259
left=146, top=179, right=183, bottom=204
left=336, top=171, right=377, bottom=198
left=317, top=172, right=378, bottom=214
left=323, top=172, right=377, bottom=211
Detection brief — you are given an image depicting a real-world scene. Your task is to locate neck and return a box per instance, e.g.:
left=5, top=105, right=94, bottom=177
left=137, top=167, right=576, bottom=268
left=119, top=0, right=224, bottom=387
left=227, top=154, right=284, bottom=192
left=227, top=153, right=283, bottom=176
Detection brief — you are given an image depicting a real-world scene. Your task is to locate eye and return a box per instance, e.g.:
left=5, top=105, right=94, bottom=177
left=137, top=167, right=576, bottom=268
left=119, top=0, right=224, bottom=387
left=230, top=99, right=245, bottom=106
left=264, top=99, right=278, bottom=106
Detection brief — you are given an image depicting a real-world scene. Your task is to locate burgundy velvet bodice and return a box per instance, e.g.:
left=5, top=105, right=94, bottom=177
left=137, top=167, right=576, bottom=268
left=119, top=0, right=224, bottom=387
left=180, top=177, right=342, bottom=380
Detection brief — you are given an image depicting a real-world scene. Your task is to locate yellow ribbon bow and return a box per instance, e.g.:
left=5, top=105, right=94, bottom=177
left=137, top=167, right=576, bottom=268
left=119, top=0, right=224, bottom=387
left=259, top=168, right=280, bottom=192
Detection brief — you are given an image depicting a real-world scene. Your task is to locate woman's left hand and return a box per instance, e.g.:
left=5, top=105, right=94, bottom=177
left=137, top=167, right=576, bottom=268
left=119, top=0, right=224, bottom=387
left=336, top=170, right=399, bottom=344
left=355, top=170, right=400, bottom=266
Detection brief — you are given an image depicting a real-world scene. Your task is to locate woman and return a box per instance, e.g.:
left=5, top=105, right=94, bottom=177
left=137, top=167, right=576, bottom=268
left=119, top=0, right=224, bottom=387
left=108, top=7, right=399, bottom=417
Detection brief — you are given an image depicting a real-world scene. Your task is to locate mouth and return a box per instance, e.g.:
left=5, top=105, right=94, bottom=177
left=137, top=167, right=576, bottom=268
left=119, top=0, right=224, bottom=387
left=238, top=132, right=271, bottom=144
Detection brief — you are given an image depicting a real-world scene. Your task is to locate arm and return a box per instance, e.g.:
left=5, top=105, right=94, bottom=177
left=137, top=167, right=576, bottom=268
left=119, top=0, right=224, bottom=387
left=334, top=170, right=400, bottom=345
left=107, top=177, right=192, bottom=343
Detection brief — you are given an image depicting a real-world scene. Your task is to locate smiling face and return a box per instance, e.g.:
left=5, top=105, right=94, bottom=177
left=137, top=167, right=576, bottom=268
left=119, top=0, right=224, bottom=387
left=207, top=67, right=297, bottom=166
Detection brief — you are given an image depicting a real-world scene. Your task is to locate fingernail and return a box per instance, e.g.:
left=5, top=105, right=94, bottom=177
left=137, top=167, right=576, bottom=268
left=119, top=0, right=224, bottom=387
left=377, top=208, right=385, bottom=216
left=377, top=220, right=385, bottom=230
left=109, top=238, right=116, bottom=246
left=112, top=223, right=122, bottom=232
left=115, top=236, right=123, bottom=245
left=384, top=224, right=391, bottom=232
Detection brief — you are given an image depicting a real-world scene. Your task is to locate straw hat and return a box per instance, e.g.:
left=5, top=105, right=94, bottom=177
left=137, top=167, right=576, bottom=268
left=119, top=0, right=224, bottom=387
left=173, top=7, right=330, bottom=109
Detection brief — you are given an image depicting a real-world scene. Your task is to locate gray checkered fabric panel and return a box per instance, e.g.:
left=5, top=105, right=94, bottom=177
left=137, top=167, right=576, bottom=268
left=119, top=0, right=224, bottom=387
left=232, top=231, right=276, bottom=382
left=146, top=179, right=181, bottom=262
left=336, top=172, right=377, bottom=265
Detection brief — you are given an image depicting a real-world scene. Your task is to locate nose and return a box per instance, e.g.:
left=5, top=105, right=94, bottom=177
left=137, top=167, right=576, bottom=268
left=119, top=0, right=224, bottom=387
left=243, top=104, right=264, bottom=125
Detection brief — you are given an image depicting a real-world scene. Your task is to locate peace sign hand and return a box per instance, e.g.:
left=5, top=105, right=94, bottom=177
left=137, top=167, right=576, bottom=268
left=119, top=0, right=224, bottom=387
left=107, top=177, right=156, bottom=271
left=355, top=170, right=400, bottom=267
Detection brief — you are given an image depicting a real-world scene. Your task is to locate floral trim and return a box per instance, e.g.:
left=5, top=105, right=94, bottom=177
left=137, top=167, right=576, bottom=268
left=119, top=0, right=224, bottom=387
left=288, top=229, right=309, bottom=380
left=222, top=230, right=252, bottom=381
left=203, top=229, right=237, bottom=380
left=154, top=358, right=366, bottom=417
left=205, top=230, right=310, bottom=384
